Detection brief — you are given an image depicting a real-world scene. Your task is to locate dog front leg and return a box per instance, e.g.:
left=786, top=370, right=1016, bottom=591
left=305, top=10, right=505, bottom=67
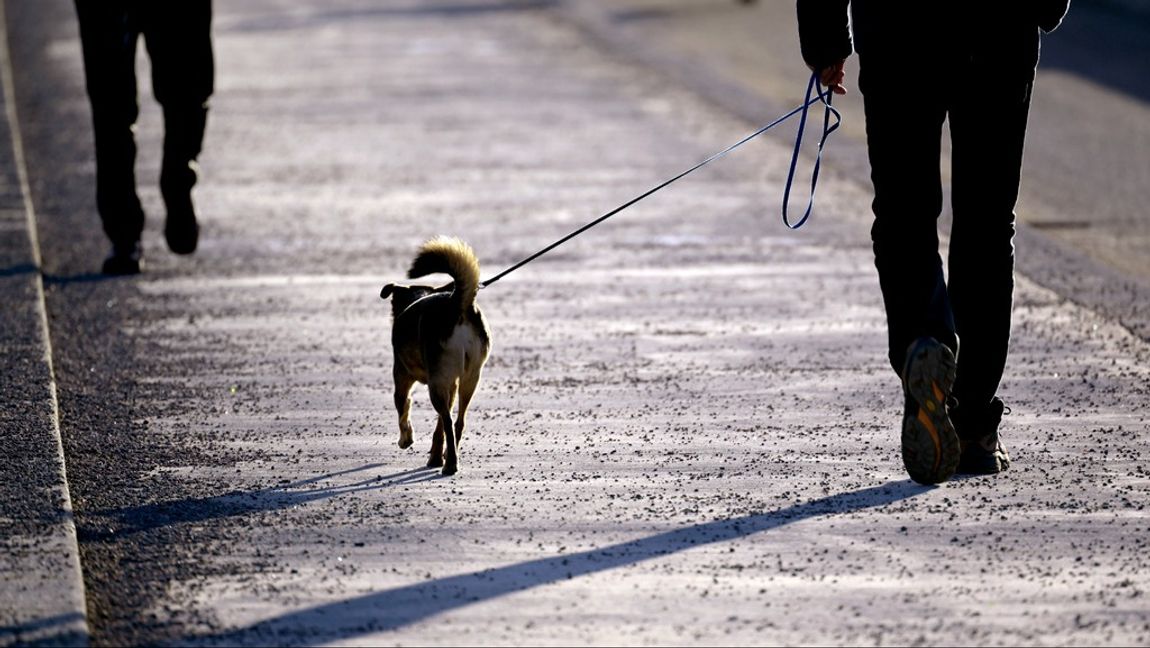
left=394, top=372, right=416, bottom=449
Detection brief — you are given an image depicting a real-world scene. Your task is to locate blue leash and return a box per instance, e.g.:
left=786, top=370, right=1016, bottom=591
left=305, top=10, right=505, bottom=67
left=481, top=73, right=841, bottom=288
left=782, top=73, right=841, bottom=229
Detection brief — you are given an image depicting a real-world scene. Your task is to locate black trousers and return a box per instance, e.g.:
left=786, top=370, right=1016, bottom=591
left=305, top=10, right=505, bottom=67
left=859, top=55, right=1034, bottom=416
left=74, top=0, right=214, bottom=248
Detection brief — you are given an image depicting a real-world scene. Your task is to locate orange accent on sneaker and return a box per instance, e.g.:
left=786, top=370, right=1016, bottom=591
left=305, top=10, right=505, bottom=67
left=917, top=408, right=941, bottom=472
left=931, top=381, right=945, bottom=404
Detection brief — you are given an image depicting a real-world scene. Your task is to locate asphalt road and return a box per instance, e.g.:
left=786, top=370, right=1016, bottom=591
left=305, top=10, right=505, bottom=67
left=5, top=0, right=1149, bottom=645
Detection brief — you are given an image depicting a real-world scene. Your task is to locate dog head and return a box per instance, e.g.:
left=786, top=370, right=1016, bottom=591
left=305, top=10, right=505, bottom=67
left=380, top=282, right=454, bottom=318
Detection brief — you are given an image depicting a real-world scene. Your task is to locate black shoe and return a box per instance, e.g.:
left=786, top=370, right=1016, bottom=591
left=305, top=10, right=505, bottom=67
left=954, top=397, right=1011, bottom=475
left=164, top=193, right=199, bottom=255
left=102, top=241, right=143, bottom=276
left=900, top=337, right=960, bottom=485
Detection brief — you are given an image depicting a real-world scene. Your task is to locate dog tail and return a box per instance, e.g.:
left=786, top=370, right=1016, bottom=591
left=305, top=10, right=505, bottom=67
left=408, top=236, right=481, bottom=312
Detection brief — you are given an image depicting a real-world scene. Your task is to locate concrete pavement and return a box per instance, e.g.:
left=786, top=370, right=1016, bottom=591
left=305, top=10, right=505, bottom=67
left=0, top=2, right=88, bottom=644
left=3, top=0, right=1149, bottom=645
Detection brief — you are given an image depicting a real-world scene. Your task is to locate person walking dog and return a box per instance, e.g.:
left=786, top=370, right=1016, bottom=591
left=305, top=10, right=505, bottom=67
left=796, top=1, right=1070, bottom=484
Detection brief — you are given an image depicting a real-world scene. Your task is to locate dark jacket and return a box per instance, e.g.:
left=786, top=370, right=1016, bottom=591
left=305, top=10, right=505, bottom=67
left=797, top=0, right=1071, bottom=73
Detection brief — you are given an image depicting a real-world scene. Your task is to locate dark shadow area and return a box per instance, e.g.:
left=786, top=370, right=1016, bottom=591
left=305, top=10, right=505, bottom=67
left=41, top=271, right=119, bottom=285
left=6, top=506, right=76, bottom=531
left=611, top=7, right=673, bottom=23
left=220, top=0, right=558, bottom=34
left=0, top=263, right=122, bottom=284
left=0, top=262, right=37, bottom=278
left=0, top=612, right=86, bottom=648
left=79, top=464, right=441, bottom=543
left=1040, top=1, right=1150, bottom=104
left=187, top=480, right=930, bottom=646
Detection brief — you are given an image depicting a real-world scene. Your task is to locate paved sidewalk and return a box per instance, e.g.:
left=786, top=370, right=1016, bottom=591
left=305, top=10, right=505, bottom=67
left=0, top=3, right=88, bottom=645
left=5, top=0, right=1150, bottom=645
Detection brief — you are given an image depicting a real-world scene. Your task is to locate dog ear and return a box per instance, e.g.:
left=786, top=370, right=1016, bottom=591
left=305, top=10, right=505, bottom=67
left=380, top=283, right=395, bottom=300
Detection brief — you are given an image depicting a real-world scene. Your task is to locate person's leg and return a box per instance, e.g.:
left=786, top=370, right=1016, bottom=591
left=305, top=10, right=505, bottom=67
left=140, top=0, right=214, bottom=254
left=73, top=0, right=144, bottom=270
left=946, top=62, right=1034, bottom=473
left=859, top=58, right=962, bottom=484
left=947, top=68, right=1032, bottom=415
left=858, top=61, right=956, bottom=374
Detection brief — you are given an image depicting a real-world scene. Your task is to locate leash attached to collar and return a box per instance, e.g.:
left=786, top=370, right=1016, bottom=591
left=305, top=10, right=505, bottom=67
left=480, top=73, right=840, bottom=289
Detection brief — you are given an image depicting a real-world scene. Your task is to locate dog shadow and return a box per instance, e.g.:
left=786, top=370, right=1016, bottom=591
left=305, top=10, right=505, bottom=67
left=184, top=480, right=932, bottom=645
left=78, top=463, right=443, bottom=543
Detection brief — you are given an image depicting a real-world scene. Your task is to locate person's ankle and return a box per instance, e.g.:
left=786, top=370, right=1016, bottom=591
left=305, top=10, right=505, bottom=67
left=164, top=193, right=199, bottom=255
left=102, top=240, right=143, bottom=275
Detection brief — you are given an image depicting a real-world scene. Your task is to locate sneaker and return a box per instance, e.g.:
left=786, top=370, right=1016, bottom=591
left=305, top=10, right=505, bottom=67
left=163, top=193, right=199, bottom=255
left=900, top=337, right=960, bottom=484
left=102, top=241, right=143, bottom=276
left=954, top=397, right=1011, bottom=475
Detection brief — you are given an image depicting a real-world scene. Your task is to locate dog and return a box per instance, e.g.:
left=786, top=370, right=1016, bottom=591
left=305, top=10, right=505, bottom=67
left=380, top=237, right=491, bottom=476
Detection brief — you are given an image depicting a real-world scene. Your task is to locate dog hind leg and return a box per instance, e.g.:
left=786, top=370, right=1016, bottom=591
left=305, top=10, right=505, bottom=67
left=429, top=378, right=459, bottom=476
left=455, top=367, right=483, bottom=445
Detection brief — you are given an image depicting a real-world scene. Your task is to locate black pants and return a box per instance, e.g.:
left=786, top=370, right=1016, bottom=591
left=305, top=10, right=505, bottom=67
left=859, top=55, right=1034, bottom=416
left=74, top=0, right=214, bottom=248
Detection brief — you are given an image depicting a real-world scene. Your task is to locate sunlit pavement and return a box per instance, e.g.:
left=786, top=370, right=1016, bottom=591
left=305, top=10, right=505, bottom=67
left=3, top=0, right=1149, bottom=645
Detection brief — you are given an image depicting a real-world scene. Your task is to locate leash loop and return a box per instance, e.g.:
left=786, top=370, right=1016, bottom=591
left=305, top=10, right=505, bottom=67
left=781, top=73, right=841, bottom=230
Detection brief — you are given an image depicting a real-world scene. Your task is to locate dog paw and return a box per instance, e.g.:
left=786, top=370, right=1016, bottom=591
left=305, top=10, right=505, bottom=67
left=398, top=423, right=414, bottom=449
left=426, top=455, right=444, bottom=468
left=440, top=463, right=458, bottom=477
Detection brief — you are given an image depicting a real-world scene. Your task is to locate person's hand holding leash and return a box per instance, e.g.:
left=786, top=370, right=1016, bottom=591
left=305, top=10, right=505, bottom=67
left=812, top=59, right=847, bottom=95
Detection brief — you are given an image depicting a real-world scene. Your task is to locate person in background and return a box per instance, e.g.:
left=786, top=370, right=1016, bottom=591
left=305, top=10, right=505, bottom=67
left=796, top=1, right=1070, bottom=484
left=74, top=0, right=214, bottom=275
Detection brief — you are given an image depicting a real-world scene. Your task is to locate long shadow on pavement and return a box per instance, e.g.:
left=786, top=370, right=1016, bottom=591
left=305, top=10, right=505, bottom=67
left=0, top=262, right=38, bottom=278
left=0, top=612, right=86, bottom=648
left=78, top=463, right=442, bottom=543
left=0, top=263, right=122, bottom=284
left=186, top=479, right=931, bottom=645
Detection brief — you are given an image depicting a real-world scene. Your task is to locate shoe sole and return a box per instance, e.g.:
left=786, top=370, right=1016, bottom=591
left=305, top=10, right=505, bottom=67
left=902, top=339, right=960, bottom=485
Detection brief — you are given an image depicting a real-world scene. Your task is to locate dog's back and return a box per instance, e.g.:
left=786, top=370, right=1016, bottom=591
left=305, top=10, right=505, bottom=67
left=382, top=237, right=490, bottom=383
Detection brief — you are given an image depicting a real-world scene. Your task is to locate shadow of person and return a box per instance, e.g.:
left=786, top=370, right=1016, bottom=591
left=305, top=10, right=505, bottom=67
left=41, top=271, right=122, bottom=285
left=187, top=479, right=932, bottom=645
left=0, top=612, right=87, bottom=648
left=0, top=263, right=132, bottom=284
left=0, top=262, right=39, bottom=278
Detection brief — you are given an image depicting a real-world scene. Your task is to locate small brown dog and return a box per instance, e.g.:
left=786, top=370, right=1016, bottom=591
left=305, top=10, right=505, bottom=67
left=380, top=237, right=491, bottom=476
